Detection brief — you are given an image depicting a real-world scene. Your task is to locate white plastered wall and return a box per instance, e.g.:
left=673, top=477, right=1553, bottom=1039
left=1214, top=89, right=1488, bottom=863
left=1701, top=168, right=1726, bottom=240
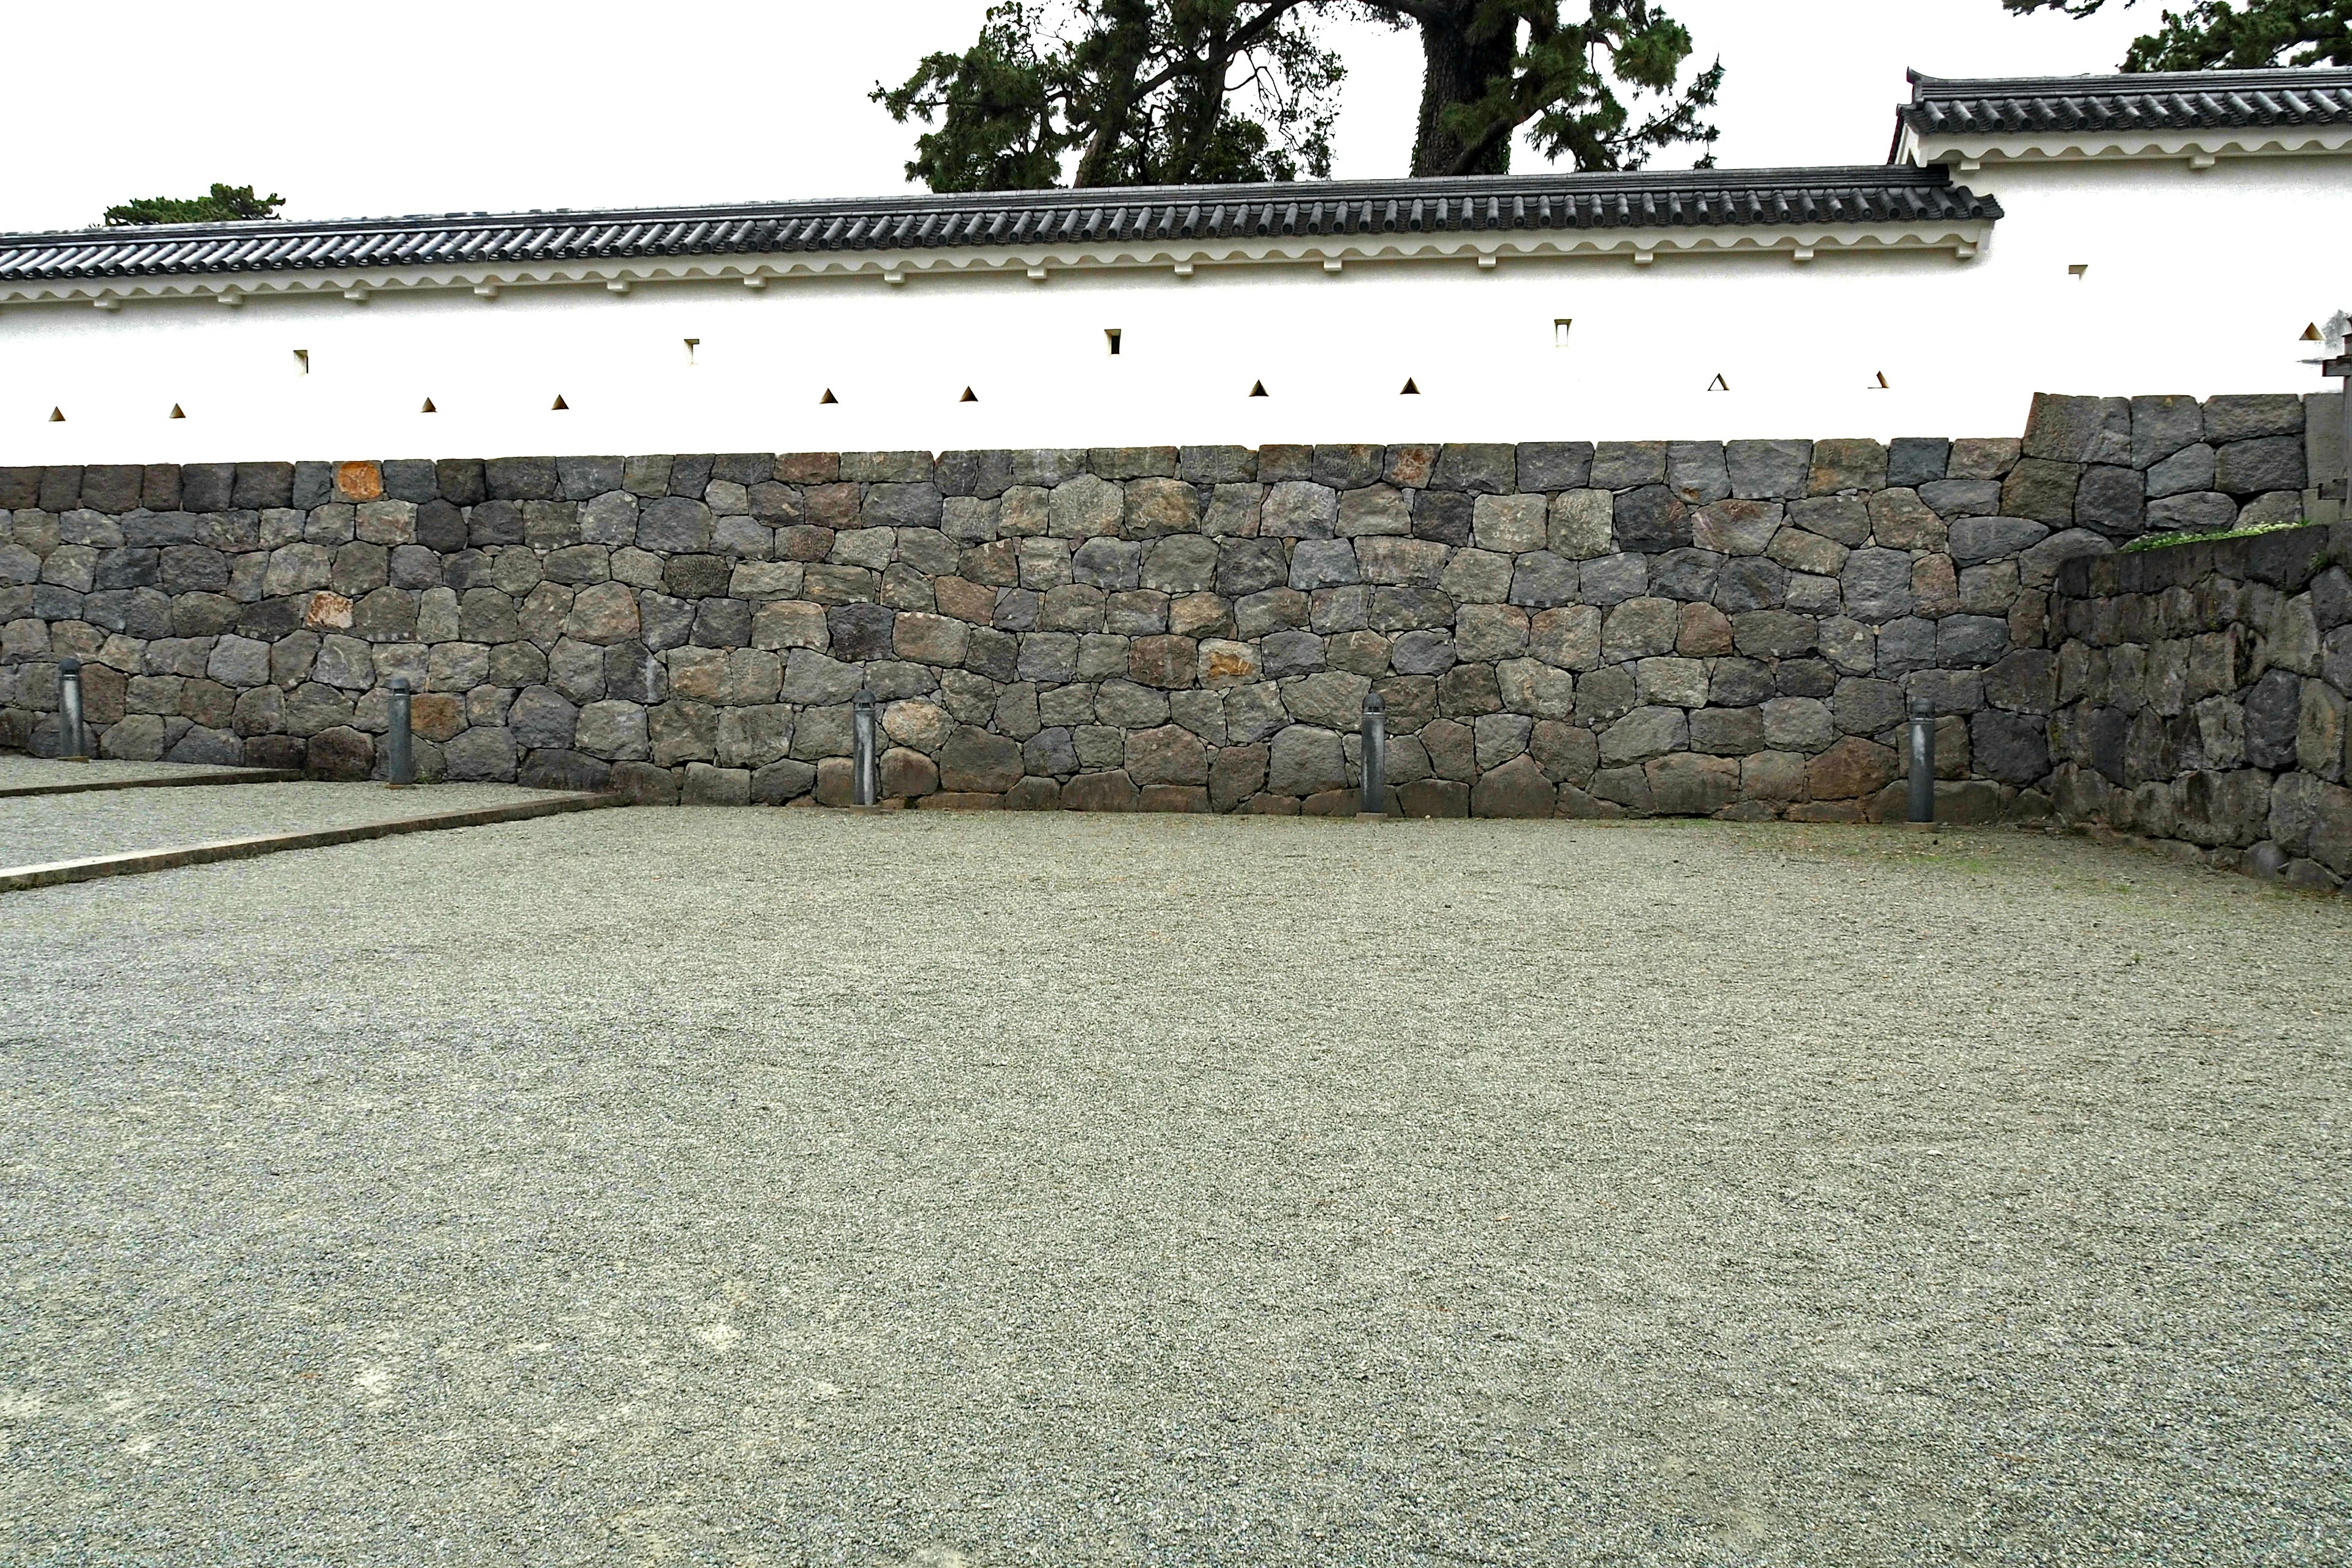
left=2, top=155, right=2345, bottom=464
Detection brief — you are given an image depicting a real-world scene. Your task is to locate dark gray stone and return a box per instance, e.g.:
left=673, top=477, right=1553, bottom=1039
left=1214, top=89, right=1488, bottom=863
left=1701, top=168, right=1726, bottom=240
left=1704, top=657, right=1771, bottom=707
left=2146, top=443, right=2216, bottom=499
left=2022, top=394, right=2132, bottom=465
left=1725, top=440, right=1811, bottom=501
left=2205, top=393, right=2303, bottom=442
left=1613, top=486, right=1690, bottom=553
left=827, top=603, right=897, bottom=662
left=2073, top=466, right=2145, bottom=537
left=1875, top=616, right=1938, bottom=677
left=1648, top=548, right=1722, bottom=603
left=1591, top=442, right=1668, bottom=491
left=1577, top=552, right=1648, bottom=606
left=1886, top=438, right=1950, bottom=488
left=1411, top=491, right=1474, bottom=547
left=690, top=598, right=752, bottom=648
left=1972, top=710, right=2050, bottom=785
left=1936, top=614, right=2009, bottom=668
left=1429, top=445, right=1514, bottom=494
left=2244, top=668, right=2302, bottom=767
left=1514, top=442, right=1593, bottom=491
left=1950, top=516, right=2050, bottom=566
left=2132, top=395, right=2204, bottom=469
left=2215, top=436, right=2305, bottom=496
left=1665, top=442, right=1730, bottom=505
left=1216, top=539, right=1290, bottom=598
left=1507, top=552, right=1579, bottom=609
left=1713, top=557, right=1786, bottom=614
left=1840, top=549, right=1914, bottom=623
left=484, top=456, right=557, bottom=502
left=1918, top=479, right=2003, bottom=519
left=2146, top=492, right=2237, bottom=533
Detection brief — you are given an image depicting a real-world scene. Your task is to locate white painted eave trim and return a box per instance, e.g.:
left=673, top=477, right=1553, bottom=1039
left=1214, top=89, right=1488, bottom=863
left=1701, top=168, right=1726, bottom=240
left=1898, top=121, right=2352, bottom=170
left=0, top=219, right=1995, bottom=309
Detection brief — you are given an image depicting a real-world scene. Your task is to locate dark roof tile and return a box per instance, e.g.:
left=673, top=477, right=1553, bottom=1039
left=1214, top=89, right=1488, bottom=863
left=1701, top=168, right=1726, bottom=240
left=0, top=167, right=1997, bottom=287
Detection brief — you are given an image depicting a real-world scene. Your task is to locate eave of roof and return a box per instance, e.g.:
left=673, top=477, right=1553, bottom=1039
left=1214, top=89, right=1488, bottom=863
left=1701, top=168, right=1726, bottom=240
left=0, top=165, right=2002, bottom=310
left=1893, top=64, right=2352, bottom=168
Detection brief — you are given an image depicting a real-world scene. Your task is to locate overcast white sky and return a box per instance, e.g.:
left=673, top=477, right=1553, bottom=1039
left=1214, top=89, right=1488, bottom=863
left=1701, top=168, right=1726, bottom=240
left=2, top=1, right=2157, bottom=233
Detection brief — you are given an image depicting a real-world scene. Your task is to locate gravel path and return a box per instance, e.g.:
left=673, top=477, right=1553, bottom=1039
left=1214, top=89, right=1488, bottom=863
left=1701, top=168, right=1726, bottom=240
left=2, top=812, right=2347, bottom=1566
left=0, top=756, right=285, bottom=792
left=0, top=781, right=570, bottom=868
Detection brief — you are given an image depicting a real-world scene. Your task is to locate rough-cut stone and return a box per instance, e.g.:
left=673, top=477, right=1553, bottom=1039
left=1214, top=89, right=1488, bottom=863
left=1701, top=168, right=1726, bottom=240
left=1725, top=440, right=1809, bottom=500
left=2000, top=459, right=2081, bottom=526
left=1807, top=439, right=1887, bottom=496
left=1613, top=487, right=1691, bottom=553
left=1470, top=755, right=1555, bottom=817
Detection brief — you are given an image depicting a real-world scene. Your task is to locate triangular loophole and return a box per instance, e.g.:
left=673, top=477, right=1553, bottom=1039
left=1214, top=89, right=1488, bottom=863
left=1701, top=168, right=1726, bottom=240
left=420, top=398, right=438, bottom=414
left=1400, top=377, right=1420, bottom=396
left=959, top=386, right=978, bottom=402
left=2304, top=322, right=2324, bottom=341
left=819, top=388, right=839, bottom=405
left=551, top=394, right=570, bottom=410
left=168, top=404, right=186, bottom=419
left=1248, top=380, right=1268, bottom=398
left=1705, top=374, right=1729, bottom=393
left=47, top=407, right=64, bottom=422
left=1872, top=371, right=1890, bottom=389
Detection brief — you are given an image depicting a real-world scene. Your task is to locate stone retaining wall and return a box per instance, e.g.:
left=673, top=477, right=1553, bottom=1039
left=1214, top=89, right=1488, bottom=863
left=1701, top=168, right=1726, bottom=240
left=0, top=392, right=2330, bottom=821
left=2050, top=522, right=2352, bottom=891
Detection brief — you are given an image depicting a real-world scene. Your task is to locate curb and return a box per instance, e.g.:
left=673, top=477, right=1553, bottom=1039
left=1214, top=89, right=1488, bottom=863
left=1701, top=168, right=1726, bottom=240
left=0, top=791, right=622, bottom=894
left=0, top=768, right=307, bottom=799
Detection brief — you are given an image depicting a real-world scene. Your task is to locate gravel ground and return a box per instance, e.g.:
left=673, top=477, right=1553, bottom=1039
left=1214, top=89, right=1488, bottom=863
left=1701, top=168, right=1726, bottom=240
left=0, top=756, right=285, bottom=792
left=0, top=781, right=571, bottom=868
left=1, top=810, right=2347, bottom=1567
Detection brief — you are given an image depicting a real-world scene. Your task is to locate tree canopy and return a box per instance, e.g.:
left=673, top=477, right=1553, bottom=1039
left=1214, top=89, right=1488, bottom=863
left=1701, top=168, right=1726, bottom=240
left=2003, top=0, right=2352, bottom=69
left=875, top=0, right=1719, bottom=192
left=104, top=184, right=286, bottom=227
left=873, top=1, right=1344, bottom=192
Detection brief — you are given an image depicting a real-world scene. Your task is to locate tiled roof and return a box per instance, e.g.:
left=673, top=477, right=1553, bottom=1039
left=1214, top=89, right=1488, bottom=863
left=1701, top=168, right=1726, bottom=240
left=0, top=166, right=1998, bottom=285
left=1898, top=66, right=2352, bottom=139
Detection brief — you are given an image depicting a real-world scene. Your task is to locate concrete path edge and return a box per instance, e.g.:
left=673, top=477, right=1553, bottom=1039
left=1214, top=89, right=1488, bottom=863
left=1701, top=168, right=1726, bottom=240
left=0, top=768, right=307, bottom=799
left=0, top=792, right=622, bottom=894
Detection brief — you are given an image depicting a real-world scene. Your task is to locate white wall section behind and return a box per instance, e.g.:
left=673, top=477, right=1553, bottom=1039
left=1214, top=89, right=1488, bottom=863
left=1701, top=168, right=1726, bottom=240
left=2, top=158, right=2343, bottom=462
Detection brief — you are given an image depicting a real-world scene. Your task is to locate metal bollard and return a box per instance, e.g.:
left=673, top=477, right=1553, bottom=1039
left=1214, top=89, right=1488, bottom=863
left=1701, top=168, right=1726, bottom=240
left=1907, top=696, right=1936, bottom=824
left=56, top=656, right=88, bottom=761
left=852, top=690, right=878, bottom=806
left=385, top=677, right=416, bottom=787
left=1359, top=689, right=1386, bottom=819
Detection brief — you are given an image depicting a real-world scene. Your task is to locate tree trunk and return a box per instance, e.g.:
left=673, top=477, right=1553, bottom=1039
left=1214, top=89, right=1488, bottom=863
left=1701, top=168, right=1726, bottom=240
left=1411, top=1, right=1519, bottom=176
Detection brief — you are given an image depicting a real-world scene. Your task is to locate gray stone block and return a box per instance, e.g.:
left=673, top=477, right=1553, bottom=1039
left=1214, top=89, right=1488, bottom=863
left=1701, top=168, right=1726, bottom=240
left=2146, top=443, right=2216, bottom=499
left=1591, top=442, right=1667, bottom=491
left=2132, top=395, right=2204, bottom=469
left=1886, top=437, right=1951, bottom=488
left=1507, top=552, right=1579, bottom=609
left=2001, top=459, right=2081, bottom=525
left=1937, top=614, right=2010, bottom=668
left=2215, top=436, right=2305, bottom=496
left=1918, top=478, right=2002, bottom=519
left=1666, top=442, right=1730, bottom=505
left=2074, top=466, right=2146, bottom=537
left=1725, top=440, right=1811, bottom=500
left=2146, top=492, right=2237, bottom=533
left=1950, top=515, right=2050, bottom=566
left=1515, top=442, right=1593, bottom=491
left=2023, top=394, right=2132, bottom=465
left=1613, top=486, right=1690, bottom=553
left=2205, top=393, right=2303, bottom=442
left=1430, top=444, right=1515, bottom=494
left=2244, top=668, right=2302, bottom=767
left=1840, top=548, right=1914, bottom=623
